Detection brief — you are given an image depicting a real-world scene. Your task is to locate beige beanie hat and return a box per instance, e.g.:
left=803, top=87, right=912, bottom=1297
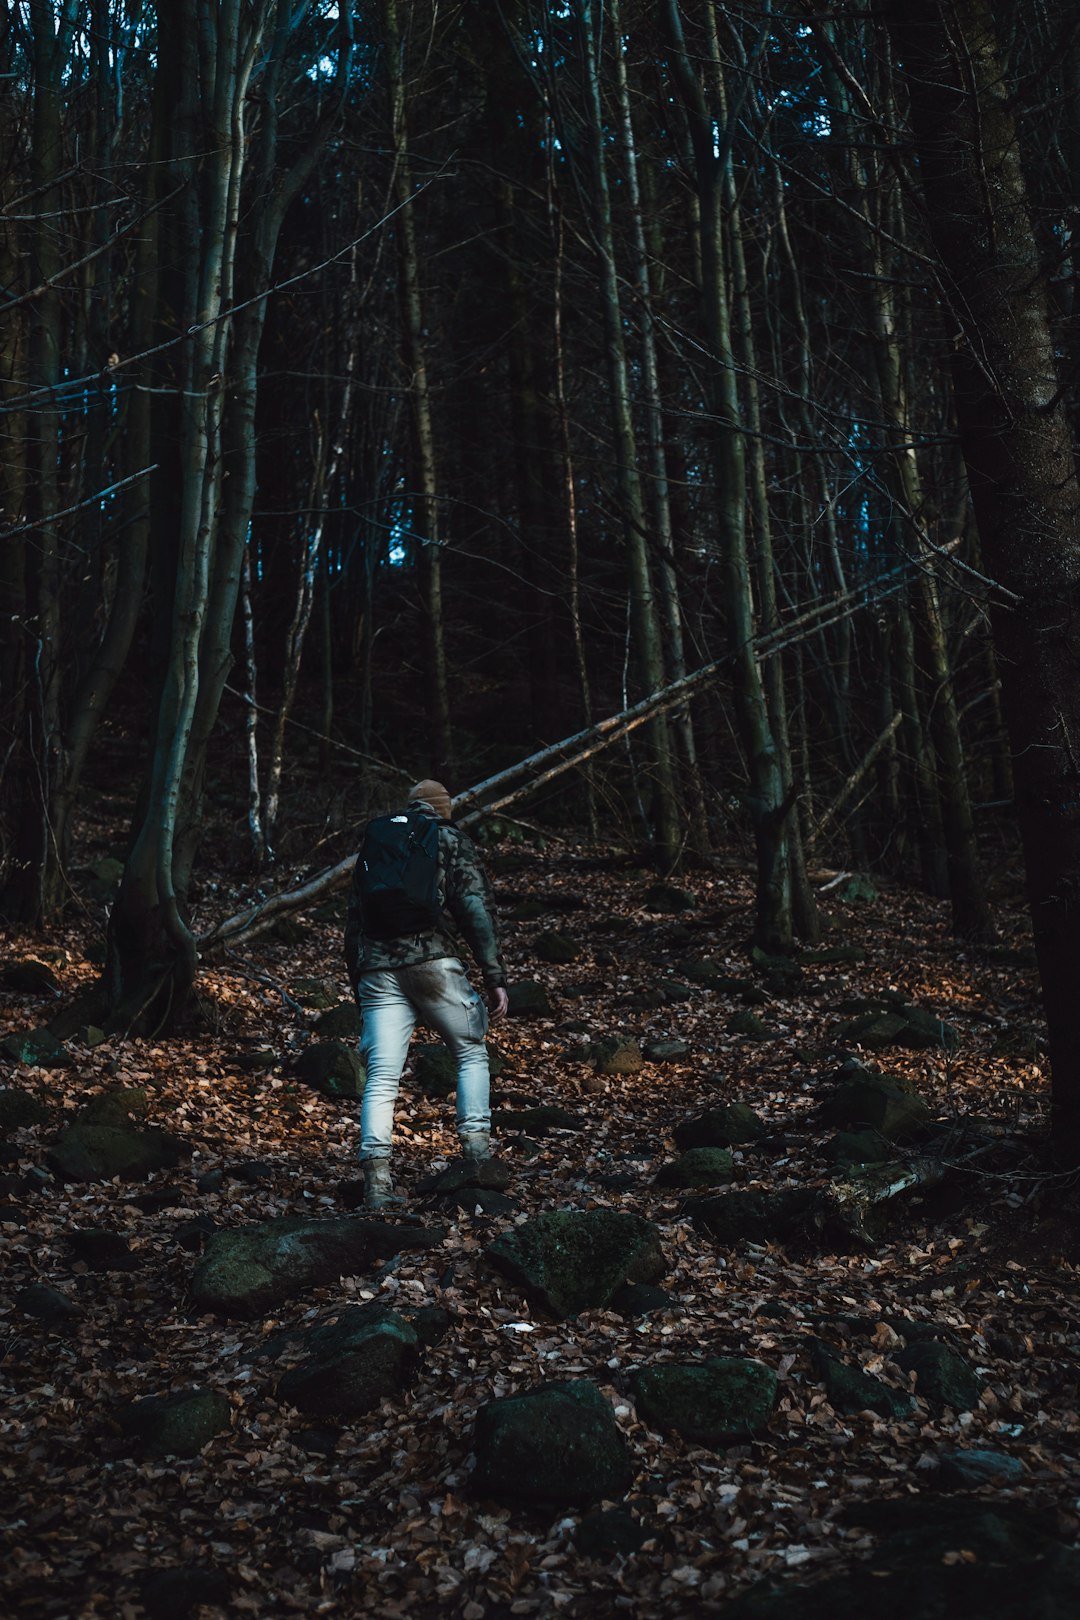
left=408, top=778, right=452, bottom=820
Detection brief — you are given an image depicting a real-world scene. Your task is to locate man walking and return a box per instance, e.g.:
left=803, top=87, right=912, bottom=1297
left=345, top=779, right=509, bottom=1208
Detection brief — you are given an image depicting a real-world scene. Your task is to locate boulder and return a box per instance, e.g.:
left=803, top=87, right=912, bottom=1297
left=808, top=1339, right=914, bottom=1418
left=592, top=1035, right=644, bottom=1076
left=823, top=1129, right=892, bottom=1167
left=1, top=1028, right=71, bottom=1069
left=534, top=931, right=581, bottom=964
left=47, top=1121, right=188, bottom=1182
left=472, top=1380, right=634, bottom=1506
left=486, top=1209, right=666, bottom=1318
left=630, top=1357, right=777, bottom=1446
left=1, top=959, right=62, bottom=997
left=18, top=1282, right=82, bottom=1326
left=689, top=1188, right=822, bottom=1246
left=675, top=1104, right=766, bottom=1150
left=835, top=995, right=960, bottom=1052
left=276, top=1308, right=420, bottom=1419
left=295, top=1041, right=365, bottom=1100
left=67, top=1228, right=139, bottom=1272
left=576, top=1506, right=647, bottom=1560
left=895, top=1340, right=983, bottom=1412
left=313, top=1002, right=362, bottom=1041
left=644, top=882, right=696, bottom=912
left=507, top=980, right=553, bottom=1017
left=190, top=1215, right=445, bottom=1317
left=120, top=1388, right=230, bottom=1457
left=291, top=977, right=337, bottom=1010
left=654, top=1147, right=735, bottom=1189
left=491, top=1105, right=579, bottom=1136
left=80, top=1087, right=149, bottom=1127
left=938, top=1448, right=1026, bottom=1489
left=412, top=1041, right=505, bottom=1099
left=726, top=1011, right=771, bottom=1040
left=818, top=1076, right=930, bottom=1139
left=138, top=1566, right=231, bottom=1620
left=82, top=855, right=125, bottom=901
left=0, top=1088, right=50, bottom=1134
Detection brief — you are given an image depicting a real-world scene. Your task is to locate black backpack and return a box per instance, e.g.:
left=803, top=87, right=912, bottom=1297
left=357, top=810, right=442, bottom=939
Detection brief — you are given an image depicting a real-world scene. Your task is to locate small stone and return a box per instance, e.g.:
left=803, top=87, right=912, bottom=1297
left=196, top=1169, right=224, bottom=1194
left=609, top=1283, right=677, bottom=1317
left=419, top=1157, right=512, bottom=1193
left=138, top=1566, right=231, bottom=1620
left=291, top=977, right=337, bottom=1010
left=48, top=1121, right=188, bottom=1183
left=507, top=898, right=550, bottom=922
left=277, top=1308, right=420, bottom=1419
left=175, top=1216, right=216, bottom=1252
left=491, top=1105, right=579, bottom=1136
left=80, top=1087, right=149, bottom=1127
left=894, top=1340, right=982, bottom=1412
left=823, top=1129, right=892, bottom=1166
left=831, top=874, right=879, bottom=904
left=808, top=1339, right=914, bottom=1418
left=226, top=1159, right=275, bottom=1185
left=234, top=1047, right=278, bottom=1073
left=659, top=981, right=695, bottom=1003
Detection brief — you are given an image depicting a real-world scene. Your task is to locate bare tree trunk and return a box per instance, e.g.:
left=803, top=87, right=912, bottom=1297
left=886, top=0, right=1080, bottom=1155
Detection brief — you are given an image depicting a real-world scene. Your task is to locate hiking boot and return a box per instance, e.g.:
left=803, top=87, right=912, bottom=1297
left=459, top=1130, right=491, bottom=1165
left=362, top=1159, right=405, bottom=1209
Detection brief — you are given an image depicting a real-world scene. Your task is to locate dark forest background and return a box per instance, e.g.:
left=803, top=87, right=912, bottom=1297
left=3, top=0, right=1080, bottom=1149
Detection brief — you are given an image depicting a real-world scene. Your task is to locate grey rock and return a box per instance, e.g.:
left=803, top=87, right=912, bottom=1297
left=592, top=1035, right=644, bottom=1076
left=486, top=1208, right=665, bottom=1319
left=894, top=1339, right=983, bottom=1412
left=642, top=1038, right=690, bottom=1061
left=938, top=1448, right=1027, bottom=1489
left=654, top=1147, right=735, bottom=1189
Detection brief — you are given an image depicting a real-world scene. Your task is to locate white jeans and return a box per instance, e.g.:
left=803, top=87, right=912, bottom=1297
left=358, top=958, right=490, bottom=1161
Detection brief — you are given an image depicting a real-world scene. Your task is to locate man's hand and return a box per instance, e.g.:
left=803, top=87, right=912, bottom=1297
left=488, top=986, right=510, bottom=1022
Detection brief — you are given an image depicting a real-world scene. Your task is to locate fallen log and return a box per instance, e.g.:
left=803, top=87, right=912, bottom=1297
left=199, top=551, right=960, bottom=955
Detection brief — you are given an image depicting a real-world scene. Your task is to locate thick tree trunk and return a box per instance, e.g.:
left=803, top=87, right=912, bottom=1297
left=887, top=0, right=1080, bottom=1156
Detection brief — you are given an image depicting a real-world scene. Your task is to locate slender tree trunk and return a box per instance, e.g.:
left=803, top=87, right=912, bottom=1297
left=577, top=0, right=681, bottom=869
left=384, top=0, right=452, bottom=774
left=887, top=0, right=1080, bottom=1154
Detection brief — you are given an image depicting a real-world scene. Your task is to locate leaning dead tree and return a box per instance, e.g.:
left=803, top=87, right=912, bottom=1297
left=200, top=551, right=967, bottom=955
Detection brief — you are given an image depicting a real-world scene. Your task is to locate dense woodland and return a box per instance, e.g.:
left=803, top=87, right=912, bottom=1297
left=3, top=3, right=1080, bottom=1616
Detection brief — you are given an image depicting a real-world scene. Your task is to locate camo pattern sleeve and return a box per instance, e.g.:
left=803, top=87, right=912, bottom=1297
left=442, top=825, right=507, bottom=990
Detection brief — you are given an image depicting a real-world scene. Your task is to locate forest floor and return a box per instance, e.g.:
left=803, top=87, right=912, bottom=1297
left=2, top=813, right=1079, bottom=1619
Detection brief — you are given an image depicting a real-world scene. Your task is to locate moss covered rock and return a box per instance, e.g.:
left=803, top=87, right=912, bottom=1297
left=534, top=931, right=581, bottom=964
left=689, top=1188, right=822, bottom=1246
left=630, top=1357, right=777, bottom=1446
left=486, top=1209, right=665, bottom=1318
left=412, top=1041, right=506, bottom=1098
left=674, top=1104, right=765, bottom=1150
left=120, top=1388, right=230, bottom=1457
left=819, top=1076, right=930, bottom=1138
left=895, top=1340, right=982, bottom=1413
left=808, top=1339, right=914, bottom=1418
left=823, top=1128, right=892, bottom=1167
left=654, top=1147, right=735, bottom=1189
left=726, top=1011, right=771, bottom=1040
left=473, top=1380, right=634, bottom=1506
left=47, top=1121, right=188, bottom=1182
left=1, top=1028, right=71, bottom=1069
left=1, top=959, right=62, bottom=997
left=491, top=1104, right=579, bottom=1136
left=592, top=1035, right=644, bottom=1076
left=80, top=1087, right=149, bottom=1127
left=313, top=1002, right=362, bottom=1041
left=508, top=980, right=553, bottom=1017
left=276, top=1308, right=420, bottom=1419
left=644, top=883, right=696, bottom=913
left=0, top=1087, right=50, bottom=1134
left=191, top=1215, right=445, bottom=1317
left=295, top=1041, right=365, bottom=1100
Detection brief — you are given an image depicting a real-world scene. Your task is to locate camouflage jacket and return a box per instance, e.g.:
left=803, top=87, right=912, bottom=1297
left=344, top=803, right=507, bottom=990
